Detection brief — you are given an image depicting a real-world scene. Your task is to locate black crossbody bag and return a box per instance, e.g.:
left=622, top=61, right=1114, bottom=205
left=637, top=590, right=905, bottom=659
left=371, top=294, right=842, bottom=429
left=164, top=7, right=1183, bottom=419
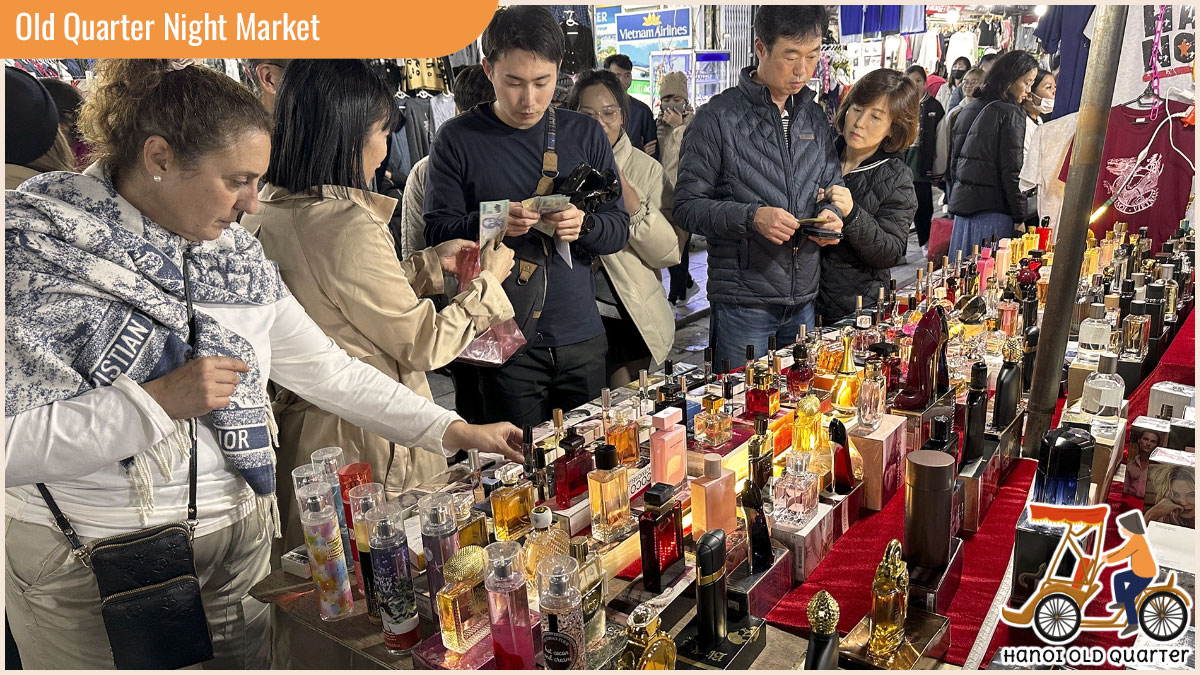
left=35, top=259, right=214, bottom=669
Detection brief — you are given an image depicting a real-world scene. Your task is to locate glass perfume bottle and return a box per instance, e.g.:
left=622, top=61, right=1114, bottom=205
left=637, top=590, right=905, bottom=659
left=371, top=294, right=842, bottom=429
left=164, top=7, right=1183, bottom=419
left=857, top=358, right=887, bottom=431
left=606, top=404, right=641, bottom=466
left=650, top=407, right=687, bottom=488
left=773, top=451, right=819, bottom=526
left=695, top=379, right=733, bottom=447
left=588, top=444, right=635, bottom=543
left=793, top=394, right=822, bottom=456
left=639, top=483, right=685, bottom=594
left=867, top=540, right=909, bottom=660
left=1119, top=300, right=1151, bottom=360
left=1161, top=263, right=1180, bottom=321
left=816, top=326, right=844, bottom=374
left=655, top=361, right=682, bottom=413
left=467, top=448, right=486, bottom=505
left=569, top=537, right=606, bottom=646
left=310, top=447, right=355, bottom=573
left=532, top=445, right=554, bottom=504
left=746, top=363, right=780, bottom=418
left=1081, top=353, right=1125, bottom=440
left=852, top=295, right=875, bottom=361
left=490, top=462, right=534, bottom=541
left=484, top=541, right=536, bottom=669
left=453, top=491, right=489, bottom=550
left=437, top=545, right=490, bottom=654
left=538, top=555, right=586, bottom=669
left=829, top=326, right=862, bottom=416
left=366, top=504, right=420, bottom=654
left=748, top=413, right=775, bottom=492
left=523, top=505, right=569, bottom=603
left=619, top=603, right=677, bottom=670
left=690, top=453, right=737, bottom=540
left=1077, top=302, right=1111, bottom=365
left=997, top=298, right=1020, bottom=337
left=541, top=408, right=567, bottom=453
left=554, top=426, right=594, bottom=509
left=787, top=343, right=815, bottom=400
left=419, top=493, right=462, bottom=620
left=296, top=482, right=355, bottom=622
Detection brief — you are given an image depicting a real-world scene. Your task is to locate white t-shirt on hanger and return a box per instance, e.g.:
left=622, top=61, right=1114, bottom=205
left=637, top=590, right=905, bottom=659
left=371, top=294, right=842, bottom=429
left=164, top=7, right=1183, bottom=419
left=1085, top=4, right=1196, bottom=105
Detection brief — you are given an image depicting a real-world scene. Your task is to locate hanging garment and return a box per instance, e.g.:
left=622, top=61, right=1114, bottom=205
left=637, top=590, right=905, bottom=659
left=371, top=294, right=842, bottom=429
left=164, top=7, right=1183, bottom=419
left=1086, top=4, right=1196, bottom=107
left=403, top=59, right=446, bottom=93
left=1059, top=102, right=1195, bottom=250
left=447, top=41, right=481, bottom=69
left=560, top=22, right=597, bottom=74
left=840, top=5, right=864, bottom=38
left=430, top=93, right=456, bottom=131
left=881, top=6, right=901, bottom=35
left=403, top=96, right=436, bottom=162
left=1035, top=5, right=1094, bottom=120
left=1019, top=112, right=1078, bottom=239
left=900, top=5, right=926, bottom=35
left=946, top=30, right=978, bottom=70
left=977, top=18, right=1001, bottom=47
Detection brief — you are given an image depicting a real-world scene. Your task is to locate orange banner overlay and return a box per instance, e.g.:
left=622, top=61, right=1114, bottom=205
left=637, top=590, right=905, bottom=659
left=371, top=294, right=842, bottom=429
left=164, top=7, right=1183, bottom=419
left=5, top=1, right=498, bottom=57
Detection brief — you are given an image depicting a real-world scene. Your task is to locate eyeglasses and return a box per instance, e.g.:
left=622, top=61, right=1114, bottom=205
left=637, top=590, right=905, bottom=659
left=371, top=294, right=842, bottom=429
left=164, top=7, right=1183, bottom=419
left=580, top=107, right=622, bottom=122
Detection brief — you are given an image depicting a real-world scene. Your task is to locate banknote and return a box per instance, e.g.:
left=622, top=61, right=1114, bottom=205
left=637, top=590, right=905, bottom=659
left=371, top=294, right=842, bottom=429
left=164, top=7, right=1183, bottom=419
left=520, top=194, right=574, bottom=269
left=479, top=199, right=509, bottom=246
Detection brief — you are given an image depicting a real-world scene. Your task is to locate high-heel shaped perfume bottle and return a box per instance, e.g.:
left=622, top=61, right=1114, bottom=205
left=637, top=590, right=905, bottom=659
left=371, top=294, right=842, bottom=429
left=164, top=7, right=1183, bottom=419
left=893, top=307, right=943, bottom=411
left=933, top=305, right=951, bottom=397
left=829, top=326, right=862, bottom=416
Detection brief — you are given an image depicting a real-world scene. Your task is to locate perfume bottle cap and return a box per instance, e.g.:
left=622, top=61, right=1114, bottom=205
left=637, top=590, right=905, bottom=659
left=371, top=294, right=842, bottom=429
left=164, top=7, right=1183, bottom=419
left=787, top=450, right=810, bottom=474
left=569, top=536, right=591, bottom=564
left=652, top=407, right=683, bottom=429
left=1147, top=282, right=1165, bottom=300
left=366, top=503, right=404, bottom=544
left=664, top=359, right=674, bottom=376
left=704, top=346, right=713, bottom=363
left=807, top=590, right=840, bottom=636
left=296, top=482, right=332, bottom=514
left=468, top=448, right=481, bottom=471
left=863, top=358, right=882, bottom=379
left=704, top=453, right=725, bottom=479
left=798, top=395, right=820, bottom=416
left=793, top=343, right=807, bottom=361
left=745, top=344, right=755, bottom=360
left=497, top=462, right=525, bottom=486
left=531, top=504, right=553, bottom=529
left=594, top=444, right=619, bottom=470
left=602, top=387, right=612, bottom=408
left=419, top=492, right=458, bottom=535
left=1132, top=272, right=1146, bottom=288
left=537, top=554, right=579, bottom=597
left=930, top=415, right=952, bottom=443
left=970, top=361, right=988, bottom=389
left=722, top=378, right=734, bottom=400
left=1002, top=336, right=1023, bottom=362
left=533, top=447, right=548, bottom=469
left=1039, top=427, right=1096, bottom=479
left=552, top=408, right=564, bottom=428
left=678, top=374, right=687, bottom=391
left=695, top=529, right=727, bottom=579
left=1088, top=302, right=1106, bottom=320
left=523, top=425, right=533, bottom=445
left=1161, top=263, right=1175, bottom=280
left=1097, top=352, right=1119, bottom=374
left=310, top=446, right=345, bottom=475
left=453, top=492, right=476, bottom=519
left=444, top=545, right=486, bottom=584
left=559, top=428, right=586, bottom=453
left=753, top=362, right=770, bottom=384
left=868, top=342, right=899, bottom=358
left=1121, top=278, right=1134, bottom=294
left=348, top=482, right=385, bottom=522
left=768, top=335, right=777, bottom=352
left=1130, top=299, right=1148, bottom=316
left=628, top=603, right=661, bottom=635
left=644, top=482, right=676, bottom=509
left=906, top=450, right=956, bottom=491
left=754, top=413, right=768, bottom=436
left=721, top=359, right=731, bottom=375
left=485, top=540, right=523, bottom=581
left=639, top=369, right=649, bottom=390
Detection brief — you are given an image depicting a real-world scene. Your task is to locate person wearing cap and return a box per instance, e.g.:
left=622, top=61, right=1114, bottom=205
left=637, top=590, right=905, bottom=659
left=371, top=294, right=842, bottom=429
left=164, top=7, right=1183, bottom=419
left=656, top=70, right=697, bottom=306
left=1102, top=510, right=1159, bottom=638
left=5, top=66, right=75, bottom=189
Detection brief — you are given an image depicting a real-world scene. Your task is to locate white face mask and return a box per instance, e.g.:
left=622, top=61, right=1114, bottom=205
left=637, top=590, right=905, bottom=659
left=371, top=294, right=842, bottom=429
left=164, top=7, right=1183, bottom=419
left=1037, top=96, right=1055, bottom=114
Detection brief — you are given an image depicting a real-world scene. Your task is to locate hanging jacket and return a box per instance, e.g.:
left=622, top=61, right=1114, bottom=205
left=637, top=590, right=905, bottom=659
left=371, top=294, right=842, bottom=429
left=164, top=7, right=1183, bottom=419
left=948, top=95, right=1030, bottom=219
left=674, top=66, right=844, bottom=307
left=817, top=139, right=916, bottom=322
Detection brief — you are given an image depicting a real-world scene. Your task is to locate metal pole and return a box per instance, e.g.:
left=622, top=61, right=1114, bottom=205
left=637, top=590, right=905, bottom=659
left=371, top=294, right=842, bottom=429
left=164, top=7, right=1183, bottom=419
left=1022, top=4, right=1129, bottom=457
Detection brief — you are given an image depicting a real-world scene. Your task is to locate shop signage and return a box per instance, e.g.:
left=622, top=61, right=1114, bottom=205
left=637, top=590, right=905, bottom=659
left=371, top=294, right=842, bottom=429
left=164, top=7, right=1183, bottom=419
left=616, top=8, right=691, bottom=43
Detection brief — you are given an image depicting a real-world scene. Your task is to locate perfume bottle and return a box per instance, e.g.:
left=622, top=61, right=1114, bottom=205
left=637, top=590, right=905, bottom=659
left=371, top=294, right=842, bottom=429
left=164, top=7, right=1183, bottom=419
left=521, top=425, right=535, bottom=476
left=793, top=394, right=823, bottom=459
left=468, top=448, right=487, bottom=504
left=639, top=483, right=685, bottom=594
left=695, top=530, right=729, bottom=643
left=438, top=545, right=490, bottom=654
left=992, top=337, right=1023, bottom=431
left=1035, top=428, right=1095, bottom=506
left=296, top=482, right=355, bottom=621
left=904, top=450, right=956, bottom=569
left=655, top=362, right=682, bottom=413
left=921, top=415, right=960, bottom=468
left=773, top=451, right=819, bottom=526
left=366, top=503, right=420, bottom=654
left=1021, top=295, right=1039, bottom=393
left=637, top=369, right=652, bottom=418
left=419, top=493, right=460, bottom=620
left=484, top=541, right=536, bottom=669
left=1120, top=300, right=1151, bottom=360
left=997, top=298, right=1020, bottom=337
left=853, top=295, right=875, bottom=360
left=702, top=346, right=715, bottom=391
left=619, top=603, right=677, bottom=669
left=542, top=408, right=567, bottom=452
left=962, top=362, right=989, bottom=464
left=857, top=358, right=887, bottom=431
left=1081, top=353, right=1125, bottom=440
left=569, top=537, right=606, bottom=646
left=490, top=462, right=534, bottom=541
left=695, top=379, right=733, bottom=447
left=1077, top=302, right=1111, bottom=365
left=348, top=480, right=384, bottom=624
left=523, top=505, right=569, bottom=603
left=746, top=363, right=780, bottom=417
left=748, top=413, right=775, bottom=491
left=739, top=472, right=773, bottom=574
left=453, top=491, right=489, bottom=550
left=869, top=343, right=904, bottom=393
left=532, top=445, right=555, bottom=504
left=829, top=417, right=856, bottom=494
left=787, top=343, right=815, bottom=400
left=538, top=555, right=586, bottom=669
left=1161, top=263, right=1180, bottom=321
left=588, top=444, right=635, bottom=543
left=804, top=591, right=840, bottom=670
left=690, top=453, right=737, bottom=540
left=867, top=540, right=909, bottom=660
left=554, top=427, right=594, bottom=509
left=744, top=344, right=757, bottom=380
left=294, top=461, right=353, bottom=576
left=309, top=447, right=356, bottom=574
left=829, top=326, right=862, bottom=416
left=606, top=404, right=641, bottom=466
left=650, top=407, right=687, bottom=488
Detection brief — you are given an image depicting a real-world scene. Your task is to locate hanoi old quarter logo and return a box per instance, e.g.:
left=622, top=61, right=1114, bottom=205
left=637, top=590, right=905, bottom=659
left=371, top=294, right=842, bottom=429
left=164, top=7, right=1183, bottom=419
left=999, top=504, right=1192, bottom=666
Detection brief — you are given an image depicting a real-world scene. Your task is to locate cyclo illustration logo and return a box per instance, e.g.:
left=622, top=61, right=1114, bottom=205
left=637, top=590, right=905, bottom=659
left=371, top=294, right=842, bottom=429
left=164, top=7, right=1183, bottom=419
left=1000, top=503, right=1192, bottom=650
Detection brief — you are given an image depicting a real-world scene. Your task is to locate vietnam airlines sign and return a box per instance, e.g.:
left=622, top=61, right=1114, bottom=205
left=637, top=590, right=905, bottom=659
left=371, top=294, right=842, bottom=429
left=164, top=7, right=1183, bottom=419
left=616, top=8, right=691, bottom=42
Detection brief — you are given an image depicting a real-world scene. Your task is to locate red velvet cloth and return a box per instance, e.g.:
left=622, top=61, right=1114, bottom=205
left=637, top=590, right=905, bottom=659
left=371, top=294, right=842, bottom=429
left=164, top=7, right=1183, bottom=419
left=764, top=459, right=1038, bottom=662
left=1127, top=309, right=1194, bottom=423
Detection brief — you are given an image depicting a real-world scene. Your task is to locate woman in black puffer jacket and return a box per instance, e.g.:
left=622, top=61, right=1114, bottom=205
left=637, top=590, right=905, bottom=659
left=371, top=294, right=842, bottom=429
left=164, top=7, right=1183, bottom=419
left=817, top=68, right=920, bottom=323
left=947, top=51, right=1039, bottom=260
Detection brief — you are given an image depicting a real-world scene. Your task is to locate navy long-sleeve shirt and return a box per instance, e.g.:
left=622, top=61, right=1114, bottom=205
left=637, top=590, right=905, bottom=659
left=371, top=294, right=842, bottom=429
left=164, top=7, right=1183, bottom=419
left=424, top=103, right=630, bottom=347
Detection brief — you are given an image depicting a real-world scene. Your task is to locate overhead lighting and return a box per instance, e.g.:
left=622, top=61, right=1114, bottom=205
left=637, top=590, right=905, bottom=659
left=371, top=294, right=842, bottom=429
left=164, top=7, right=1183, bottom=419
left=1035, top=6, right=1048, bottom=17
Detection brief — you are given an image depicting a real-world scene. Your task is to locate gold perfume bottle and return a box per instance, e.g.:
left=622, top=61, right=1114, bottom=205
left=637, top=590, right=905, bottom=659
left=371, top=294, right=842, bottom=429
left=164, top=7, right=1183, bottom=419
left=867, top=539, right=909, bottom=660
left=618, top=603, right=677, bottom=669
left=587, top=445, right=635, bottom=543
left=694, top=385, right=733, bottom=447
left=437, top=545, right=491, bottom=654
left=523, top=506, right=569, bottom=604
left=453, top=492, right=489, bottom=549
left=490, top=463, right=534, bottom=541
left=792, top=394, right=821, bottom=454
left=606, top=405, right=640, bottom=466
left=828, top=327, right=861, bottom=416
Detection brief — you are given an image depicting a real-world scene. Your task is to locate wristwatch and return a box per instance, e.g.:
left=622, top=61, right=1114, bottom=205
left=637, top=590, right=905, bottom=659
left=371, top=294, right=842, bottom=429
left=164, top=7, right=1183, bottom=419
left=579, top=213, right=595, bottom=237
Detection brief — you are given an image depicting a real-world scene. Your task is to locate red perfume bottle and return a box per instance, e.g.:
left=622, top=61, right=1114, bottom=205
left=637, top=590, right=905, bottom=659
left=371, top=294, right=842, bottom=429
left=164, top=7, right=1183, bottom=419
left=893, top=307, right=944, bottom=411
left=554, top=429, right=594, bottom=509
left=746, top=363, right=779, bottom=418
left=638, top=483, right=685, bottom=594
left=786, top=343, right=814, bottom=400
left=829, top=418, right=855, bottom=495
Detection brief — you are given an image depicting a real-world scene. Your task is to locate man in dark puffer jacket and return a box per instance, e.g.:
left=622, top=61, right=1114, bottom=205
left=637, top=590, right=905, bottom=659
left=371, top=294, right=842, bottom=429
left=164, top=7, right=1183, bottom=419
left=676, top=5, right=845, bottom=368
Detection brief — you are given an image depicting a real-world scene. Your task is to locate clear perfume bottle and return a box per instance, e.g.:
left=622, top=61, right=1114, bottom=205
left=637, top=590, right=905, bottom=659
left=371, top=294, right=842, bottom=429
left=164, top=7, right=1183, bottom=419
left=453, top=491, right=489, bottom=550
left=523, top=505, right=569, bottom=604
left=605, top=404, right=641, bottom=466
left=569, top=537, right=606, bottom=647
left=467, top=448, right=486, bottom=505
left=997, top=298, right=1020, bottom=337
left=1120, top=300, right=1151, bottom=360
left=829, top=326, right=862, bottom=416
left=690, top=453, right=737, bottom=540
left=695, top=379, right=733, bottom=447
left=1161, top=263, right=1180, bottom=320
left=538, top=555, right=586, bottom=669
left=857, top=358, right=887, bottom=431
left=773, top=451, right=819, bottom=527
left=419, top=493, right=460, bottom=621
left=490, top=463, right=534, bottom=541
left=484, top=541, right=536, bottom=669
left=638, top=483, right=685, bottom=594
left=1081, top=353, right=1125, bottom=440
left=587, top=445, right=635, bottom=543
left=437, top=545, right=491, bottom=654
left=1077, top=302, right=1111, bottom=365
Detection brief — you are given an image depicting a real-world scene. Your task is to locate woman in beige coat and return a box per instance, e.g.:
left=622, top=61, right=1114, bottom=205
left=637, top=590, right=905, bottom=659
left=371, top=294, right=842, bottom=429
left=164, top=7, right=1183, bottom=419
left=567, top=70, right=681, bottom=386
left=242, top=60, right=516, bottom=550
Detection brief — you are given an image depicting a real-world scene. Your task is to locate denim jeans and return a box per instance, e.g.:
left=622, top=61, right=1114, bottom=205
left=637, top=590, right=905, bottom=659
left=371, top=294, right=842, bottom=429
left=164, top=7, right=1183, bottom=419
left=709, top=301, right=815, bottom=371
left=479, top=334, right=609, bottom=427
left=1112, top=569, right=1154, bottom=626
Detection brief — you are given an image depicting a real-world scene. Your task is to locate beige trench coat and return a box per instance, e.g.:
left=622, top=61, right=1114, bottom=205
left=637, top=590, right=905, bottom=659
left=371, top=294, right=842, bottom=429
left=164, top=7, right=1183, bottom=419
left=244, top=185, right=513, bottom=549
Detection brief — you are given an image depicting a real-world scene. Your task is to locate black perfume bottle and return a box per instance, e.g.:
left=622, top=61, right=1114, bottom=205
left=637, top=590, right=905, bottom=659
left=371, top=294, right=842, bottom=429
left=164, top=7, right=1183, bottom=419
left=695, top=529, right=728, bottom=643
left=921, top=415, right=961, bottom=470
left=962, top=362, right=988, bottom=464
left=739, top=478, right=773, bottom=574
left=1021, top=296, right=1039, bottom=393
left=992, top=337, right=1022, bottom=430
left=1035, top=427, right=1096, bottom=506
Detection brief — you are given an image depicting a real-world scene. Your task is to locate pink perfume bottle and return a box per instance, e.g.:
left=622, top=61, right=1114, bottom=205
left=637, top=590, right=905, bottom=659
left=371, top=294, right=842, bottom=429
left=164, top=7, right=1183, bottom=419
left=650, top=407, right=687, bottom=488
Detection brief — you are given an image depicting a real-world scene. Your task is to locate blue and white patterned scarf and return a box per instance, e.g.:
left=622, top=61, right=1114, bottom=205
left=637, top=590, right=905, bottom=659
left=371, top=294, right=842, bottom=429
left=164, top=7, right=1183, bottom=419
left=6, top=166, right=289, bottom=532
